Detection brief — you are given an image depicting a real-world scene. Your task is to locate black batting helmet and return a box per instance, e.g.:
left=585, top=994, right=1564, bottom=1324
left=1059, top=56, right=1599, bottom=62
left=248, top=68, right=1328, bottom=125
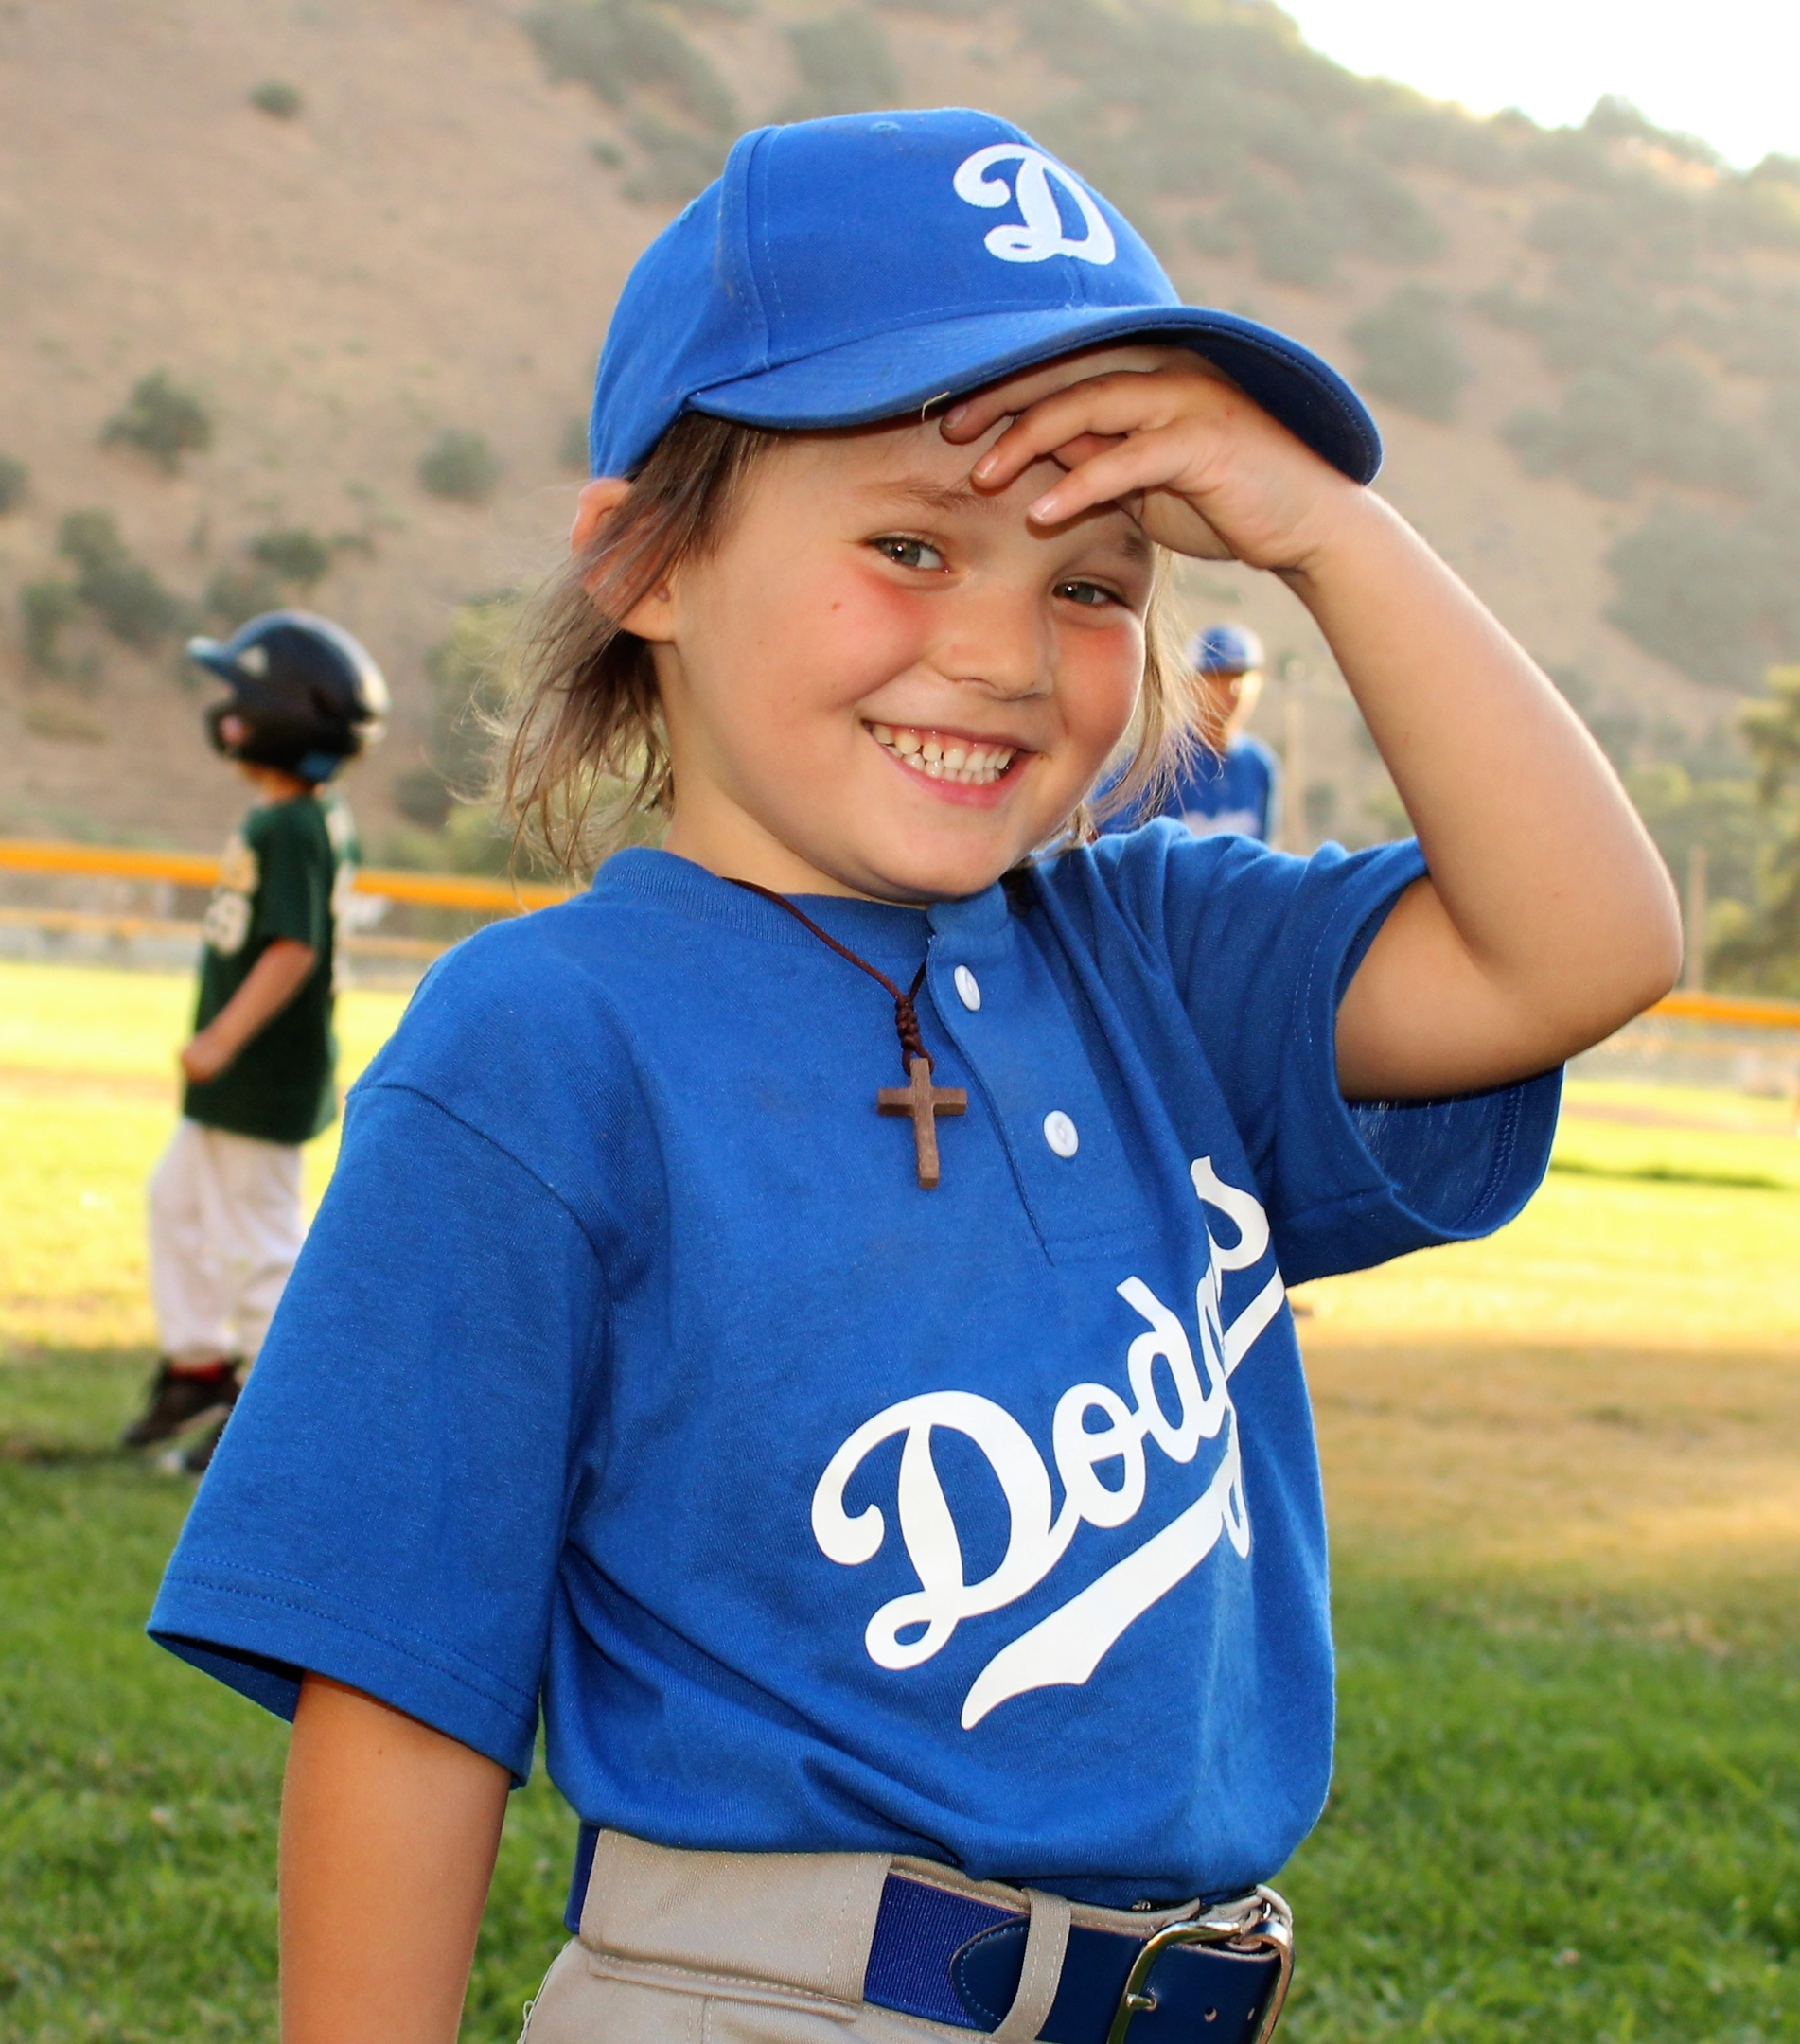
left=187, top=611, right=389, bottom=783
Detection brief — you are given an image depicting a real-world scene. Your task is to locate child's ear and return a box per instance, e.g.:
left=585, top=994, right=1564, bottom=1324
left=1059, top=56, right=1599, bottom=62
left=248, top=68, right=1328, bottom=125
left=571, top=477, right=630, bottom=558
left=572, top=477, right=679, bottom=642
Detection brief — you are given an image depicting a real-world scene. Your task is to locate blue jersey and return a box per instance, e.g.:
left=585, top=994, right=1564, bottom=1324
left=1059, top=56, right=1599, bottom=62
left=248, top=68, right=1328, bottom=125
left=150, top=828, right=1555, bottom=1910
left=1103, top=734, right=1280, bottom=844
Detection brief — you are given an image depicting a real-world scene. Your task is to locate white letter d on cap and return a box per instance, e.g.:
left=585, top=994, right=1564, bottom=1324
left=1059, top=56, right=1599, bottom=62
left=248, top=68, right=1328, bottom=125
left=953, top=145, right=1117, bottom=266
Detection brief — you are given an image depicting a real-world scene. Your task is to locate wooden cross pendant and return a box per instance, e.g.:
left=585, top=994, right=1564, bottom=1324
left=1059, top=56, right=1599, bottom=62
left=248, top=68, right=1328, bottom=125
left=877, top=1056, right=967, bottom=1189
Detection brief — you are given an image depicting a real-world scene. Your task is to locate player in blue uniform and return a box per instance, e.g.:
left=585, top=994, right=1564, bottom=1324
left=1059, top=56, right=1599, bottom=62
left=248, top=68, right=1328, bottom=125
left=149, top=111, right=1680, bottom=2044
left=1103, top=625, right=1280, bottom=843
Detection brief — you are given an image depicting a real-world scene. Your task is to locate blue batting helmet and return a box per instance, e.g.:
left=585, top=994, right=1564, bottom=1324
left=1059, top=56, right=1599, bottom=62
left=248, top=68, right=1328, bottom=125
left=1187, top=624, right=1266, bottom=676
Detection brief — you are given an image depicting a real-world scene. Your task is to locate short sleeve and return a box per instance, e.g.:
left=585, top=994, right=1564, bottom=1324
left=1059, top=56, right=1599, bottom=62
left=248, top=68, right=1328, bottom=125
left=251, top=805, right=330, bottom=950
left=1088, top=823, right=1560, bottom=1286
left=148, top=1083, right=608, bottom=1780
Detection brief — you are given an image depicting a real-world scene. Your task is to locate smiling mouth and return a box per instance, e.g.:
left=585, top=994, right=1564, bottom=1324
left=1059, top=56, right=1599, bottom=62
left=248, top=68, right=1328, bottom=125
left=868, top=722, right=1021, bottom=787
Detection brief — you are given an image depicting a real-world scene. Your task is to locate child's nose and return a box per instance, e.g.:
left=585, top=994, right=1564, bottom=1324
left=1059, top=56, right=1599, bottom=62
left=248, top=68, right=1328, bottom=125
left=931, top=583, right=1050, bottom=700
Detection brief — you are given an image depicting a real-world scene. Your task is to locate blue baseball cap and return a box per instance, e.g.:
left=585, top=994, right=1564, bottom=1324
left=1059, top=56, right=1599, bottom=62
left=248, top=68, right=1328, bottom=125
left=1189, top=623, right=1266, bottom=675
left=589, top=108, right=1382, bottom=485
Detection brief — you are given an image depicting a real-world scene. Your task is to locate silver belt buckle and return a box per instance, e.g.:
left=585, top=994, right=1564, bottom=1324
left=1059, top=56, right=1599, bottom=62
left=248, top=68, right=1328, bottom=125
left=1104, top=1885, right=1294, bottom=2044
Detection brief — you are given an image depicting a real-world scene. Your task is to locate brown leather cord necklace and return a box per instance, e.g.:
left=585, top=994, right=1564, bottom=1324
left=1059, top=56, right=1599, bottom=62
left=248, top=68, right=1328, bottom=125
left=726, top=878, right=967, bottom=1188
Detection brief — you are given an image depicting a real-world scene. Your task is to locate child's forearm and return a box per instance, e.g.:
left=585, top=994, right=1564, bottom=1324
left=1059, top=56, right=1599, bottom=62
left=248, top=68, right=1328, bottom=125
left=1286, top=492, right=1682, bottom=1098
left=280, top=1675, right=509, bottom=2044
left=183, top=939, right=317, bottom=1084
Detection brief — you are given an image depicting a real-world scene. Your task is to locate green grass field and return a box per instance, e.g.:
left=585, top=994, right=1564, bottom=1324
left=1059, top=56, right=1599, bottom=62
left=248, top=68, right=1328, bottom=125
left=2, top=961, right=1797, bottom=2042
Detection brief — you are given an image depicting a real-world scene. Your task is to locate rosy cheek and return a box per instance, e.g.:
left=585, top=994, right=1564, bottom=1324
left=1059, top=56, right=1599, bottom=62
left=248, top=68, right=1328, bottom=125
left=1061, top=626, right=1142, bottom=749
left=811, top=573, right=934, bottom=685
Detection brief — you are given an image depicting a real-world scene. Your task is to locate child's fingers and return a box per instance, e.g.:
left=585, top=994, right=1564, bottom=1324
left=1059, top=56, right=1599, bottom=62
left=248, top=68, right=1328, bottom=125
left=940, top=345, right=1195, bottom=445
left=969, top=367, right=1227, bottom=495
left=1017, top=421, right=1212, bottom=526
left=1024, top=429, right=1246, bottom=560
left=1044, top=430, right=1129, bottom=471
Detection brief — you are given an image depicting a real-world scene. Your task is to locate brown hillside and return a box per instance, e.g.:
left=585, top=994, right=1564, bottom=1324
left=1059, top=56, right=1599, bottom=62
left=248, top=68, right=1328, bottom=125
left=0, top=0, right=1792, bottom=854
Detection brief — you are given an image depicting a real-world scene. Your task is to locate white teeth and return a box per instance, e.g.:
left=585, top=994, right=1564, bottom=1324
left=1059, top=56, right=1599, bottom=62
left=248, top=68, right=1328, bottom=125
left=867, top=725, right=1018, bottom=787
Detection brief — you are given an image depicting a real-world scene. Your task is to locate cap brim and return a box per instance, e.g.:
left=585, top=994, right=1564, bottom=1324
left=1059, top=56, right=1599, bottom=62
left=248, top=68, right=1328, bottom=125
left=690, top=304, right=1381, bottom=485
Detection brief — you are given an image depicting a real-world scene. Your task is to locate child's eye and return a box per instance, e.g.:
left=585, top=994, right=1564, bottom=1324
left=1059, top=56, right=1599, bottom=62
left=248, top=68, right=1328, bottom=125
left=1055, top=579, right=1118, bottom=608
left=870, top=536, right=946, bottom=573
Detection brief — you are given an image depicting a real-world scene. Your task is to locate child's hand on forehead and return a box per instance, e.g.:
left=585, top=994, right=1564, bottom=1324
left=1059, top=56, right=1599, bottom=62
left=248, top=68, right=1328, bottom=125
left=941, top=345, right=1360, bottom=574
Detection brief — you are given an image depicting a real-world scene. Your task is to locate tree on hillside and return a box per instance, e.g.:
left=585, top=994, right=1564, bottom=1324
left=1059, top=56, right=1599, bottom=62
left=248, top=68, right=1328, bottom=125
left=100, top=371, right=213, bottom=474
left=1347, top=285, right=1469, bottom=422
left=1709, top=665, right=1800, bottom=994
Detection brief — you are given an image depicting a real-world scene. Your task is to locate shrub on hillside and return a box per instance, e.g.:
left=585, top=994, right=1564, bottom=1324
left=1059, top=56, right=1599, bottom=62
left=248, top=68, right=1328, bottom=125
left=1708, top=665, right=1800, bottom=992
left=100, top=371, right=214, bottom=473
left=784, top=13, right=900, bottom=120
left=1331, top=158, right=1443, bottom=264
left=560, top=416, right=591, bottom=472
left=56, top=510, right=191, bottom=649
left=1584, top=93, right=1720, bottom=169
left=0, top=456, right=26, bottom=513
left=1624, top=760, right=1774, bottom=930
left=1347, top=285, right=1468, bottom=422
left=249, top=527, right=333, bottom=587
left=524, top=0, right=736, bottom=137
left=1704, top=176, right=1800, bottom=256
left=419, top=431, right=502, bottom=504
left=1472, top=276, right=1663, bottom=376
left=1220, top=175, right=1336, bottom=288
left=392, top=593, right=525, bottom=840
left=1504, top=362, right=1760, bottom=500
left=1019, top=0, right=1443, bottom=284
left=204, top=564, right=290, bottom=630
left=869, top=0, right=993, bottom=15
left=1606, top=502, right=1800, bottom=693
left=1521, top=123, right=1619, bottom=193
left=21, top=580, right=79, bottom=674
left=394, top=767, right=456, bottom=831
left=624, top=113, right=729, bottom=204
left=250, top=79, right=304, bottom=119
left=1364, top=98, right=1522, bottom=185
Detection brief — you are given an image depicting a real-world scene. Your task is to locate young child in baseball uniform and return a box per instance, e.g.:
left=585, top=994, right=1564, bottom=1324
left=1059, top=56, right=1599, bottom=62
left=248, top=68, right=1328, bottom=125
left=1103, top=625, right=1281, bottom=844
left=149, top=111, right=1678, bottom=2044
left=122, top=612, right=385, bottom=1472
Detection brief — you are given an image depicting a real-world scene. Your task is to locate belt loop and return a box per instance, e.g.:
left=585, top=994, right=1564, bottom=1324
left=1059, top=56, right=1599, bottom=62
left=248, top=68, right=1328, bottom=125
left=991, top=1890, right=1072, bottom=2041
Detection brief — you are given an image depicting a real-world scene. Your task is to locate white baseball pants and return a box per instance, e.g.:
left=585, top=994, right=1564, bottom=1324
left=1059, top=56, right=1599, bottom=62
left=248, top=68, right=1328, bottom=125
left=147, top=1119, right=306, bottom=1365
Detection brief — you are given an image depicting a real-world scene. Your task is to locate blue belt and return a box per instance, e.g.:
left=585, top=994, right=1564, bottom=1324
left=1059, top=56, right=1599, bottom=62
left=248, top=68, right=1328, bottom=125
left=862, top=1872, right=1292, bottom=2044
left=567, top=1829, right=1292, bottom=2044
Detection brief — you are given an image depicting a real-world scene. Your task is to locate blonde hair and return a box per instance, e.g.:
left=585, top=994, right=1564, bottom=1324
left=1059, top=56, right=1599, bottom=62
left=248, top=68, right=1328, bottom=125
left=504, top=411, right=1196, bottom=875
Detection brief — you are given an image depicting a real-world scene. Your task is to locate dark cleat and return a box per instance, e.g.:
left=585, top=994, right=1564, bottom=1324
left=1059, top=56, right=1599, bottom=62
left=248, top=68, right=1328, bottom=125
left=182, top=1416, right=230, bottom=1475
left=120, top=1360, right=241, bottom=1449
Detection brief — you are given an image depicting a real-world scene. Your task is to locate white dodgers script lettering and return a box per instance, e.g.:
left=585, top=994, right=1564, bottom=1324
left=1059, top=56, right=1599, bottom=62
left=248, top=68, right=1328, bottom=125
left=951, top=144, right=1118, bottom=267
left=811, top=1158, right=1286, bottom=1727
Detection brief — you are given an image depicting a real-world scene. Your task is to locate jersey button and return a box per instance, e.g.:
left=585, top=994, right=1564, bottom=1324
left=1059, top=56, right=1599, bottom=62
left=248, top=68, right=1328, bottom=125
left=1042, top=1111, right=1079, bottom=1158
left=953, top=965, right=981, bottom=1012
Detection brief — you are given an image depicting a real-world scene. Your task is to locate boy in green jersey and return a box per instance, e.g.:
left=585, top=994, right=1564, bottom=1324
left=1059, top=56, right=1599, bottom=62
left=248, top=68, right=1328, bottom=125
left=122, top=613, right=388, bottom=1471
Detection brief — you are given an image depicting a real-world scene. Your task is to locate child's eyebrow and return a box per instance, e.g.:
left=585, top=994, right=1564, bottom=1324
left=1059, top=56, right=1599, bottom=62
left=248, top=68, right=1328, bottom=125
left=859, top=477, right=990, bottom=516
left=859, top=478, right=1153, bottom=558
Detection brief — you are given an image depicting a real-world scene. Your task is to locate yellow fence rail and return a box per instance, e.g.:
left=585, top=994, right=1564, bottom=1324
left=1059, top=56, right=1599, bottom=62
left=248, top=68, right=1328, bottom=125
left=0, top=837, right=571, bottom=915
left=1648, top=988, right=1800, bottom=1031
left=4, top=837, right=1800, bottom=1026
